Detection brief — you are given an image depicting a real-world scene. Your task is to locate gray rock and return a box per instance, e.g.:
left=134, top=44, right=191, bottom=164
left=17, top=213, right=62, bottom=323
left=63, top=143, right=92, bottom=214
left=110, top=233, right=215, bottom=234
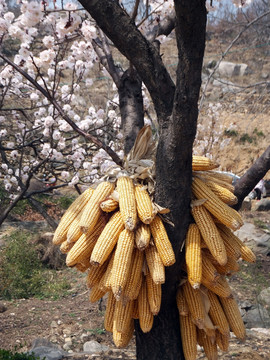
left=241, top=197, right=252, bottom=211
left=254, top=199, right=270, bottom=211
left=258, top=287, right=270, bottom=307
left=30, top=338, right=67, bottom=360
left=234, top=222, right=270, bottom=255
left=83, top=340, right=110, bottom=354
left=0, top=302, right=7, bottom=313
left=242, top=304, right=270, bottom=328
left=217, top=61, right=250, bottom=77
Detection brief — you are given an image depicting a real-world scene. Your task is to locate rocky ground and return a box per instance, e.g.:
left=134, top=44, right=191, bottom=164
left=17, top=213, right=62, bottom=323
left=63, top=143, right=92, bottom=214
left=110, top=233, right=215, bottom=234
left=0, top=204, right=270, bottom=359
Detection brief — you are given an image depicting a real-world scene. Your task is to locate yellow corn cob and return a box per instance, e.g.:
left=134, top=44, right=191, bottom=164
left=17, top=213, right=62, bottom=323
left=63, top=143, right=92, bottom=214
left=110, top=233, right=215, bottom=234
left=132, top=299, right=139, bottom=319
left=197, top=329, right=218, bottom=360
left=218, top=224, right=256, bottom=263
left=185, top=223, right=202, bottom=289
left=75, top=258, right=90, bottom=272
left=138, top=278, right=154, bottom=333
left=145, top=244, right=165, bottom=284
left=53, top=187, right=94, bottom=245
left=114, top=299, right=134, bottom=334
left=215, top=229, right=241, bottom=261
left=176, top=287, right=189, bottom=316
left=149, top=215, right=176, bottom=267
left=100, top=197, right=119, bottom=212
left=202, top=171, right=233, bottom=184
left=99, top=252, right=115, bottom=291
left=195, top=172, right=235, bottom=192
left=219, top=296, right=246, bottom=341
left=89, top=283, right=107, bottom=303
left=90, top=211, right=124, bottom=266
left=216, top=330, right=229, bottom=352
left=66, top=214, right=106, bottom=267
left=134, top=184, right=155, bottom=224
left=192, top=155, right=218, bottom=171
left=86, top=261, right=108, bottom=289
left=207, top=290, right=230, bottom=336
left=80, top=181, right=114, bottom=234
left=191, top=204, right=227, bottom=266
left=202, top=255, right=220, bottom=284
left=192, top=177, right=243, bottom=231
left=182, top=281, right=205, bottom=329
left=202, top=276, right=232, bottom=298
left=104, top=291, right=116, bottom=332
left=121, top=248, right=144, bottom=302
left=179, top=313, right=197, bottom=360
left=117, top=176, right=137, bottom=231
left=135, top=223, right=151, bottom=251
left=214, top=256, right=240, bottom=275
left=66, top=216, right=82, bottom=244
left=110, top=229, right=134, bottom=300
left=113, top=319, right=134, bottom=348
left=59, top=240, right=74, bottom=254
left=145, top=271, right=161, bottom=315
left=204, top=180, right=238, bottom=206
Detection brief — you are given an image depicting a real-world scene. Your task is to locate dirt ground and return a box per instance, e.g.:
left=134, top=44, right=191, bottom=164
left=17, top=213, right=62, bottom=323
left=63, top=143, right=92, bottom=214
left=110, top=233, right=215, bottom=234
left=0, top=210, right=270, bottom=359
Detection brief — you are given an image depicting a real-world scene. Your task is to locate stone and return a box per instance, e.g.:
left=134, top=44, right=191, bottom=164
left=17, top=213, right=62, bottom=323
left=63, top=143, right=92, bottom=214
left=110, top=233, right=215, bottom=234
left=0, top=302, right=7, bottom=313
left=242, top=304, right=270, bottom=328
left=83, top=340, right=110, bottom=354
left=241, top=197, right=252, bottom=211
left=50, top=320, right=58, bottom=328
left=254, top=199, right=270, bottom=211
left=258, top=287, right=270, bottom=307
left=217, top=61, right=250, bottom=77
left=30, top=338, right=67, bottom=360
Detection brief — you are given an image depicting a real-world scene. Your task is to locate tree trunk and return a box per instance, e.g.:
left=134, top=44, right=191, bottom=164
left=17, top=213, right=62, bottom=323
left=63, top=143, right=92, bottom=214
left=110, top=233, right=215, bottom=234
left=135, top=1, right=207, bottom=358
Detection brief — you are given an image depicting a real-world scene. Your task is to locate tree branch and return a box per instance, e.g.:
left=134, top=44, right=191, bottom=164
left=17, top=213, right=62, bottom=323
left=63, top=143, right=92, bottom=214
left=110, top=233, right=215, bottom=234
left=78, top=0, right=175, bottom=119
left=234, top=145, right=270, bottom=210
left=146, top=10, right=176, bottom=42
left=0, top=53, right=123, bottom=167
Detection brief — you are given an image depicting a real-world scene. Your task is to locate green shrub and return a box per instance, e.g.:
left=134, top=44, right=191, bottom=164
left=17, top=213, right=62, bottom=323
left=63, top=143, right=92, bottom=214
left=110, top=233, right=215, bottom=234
left=56, top=195, right=75, bottom=210
left=0, top=231, right=71, bottom=300
left=0, top=349, right=43, bottom=360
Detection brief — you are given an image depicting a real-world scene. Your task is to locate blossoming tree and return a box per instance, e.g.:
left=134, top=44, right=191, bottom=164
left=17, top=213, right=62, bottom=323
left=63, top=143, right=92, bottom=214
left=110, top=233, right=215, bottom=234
left=0, top=0, right=270, bottom=359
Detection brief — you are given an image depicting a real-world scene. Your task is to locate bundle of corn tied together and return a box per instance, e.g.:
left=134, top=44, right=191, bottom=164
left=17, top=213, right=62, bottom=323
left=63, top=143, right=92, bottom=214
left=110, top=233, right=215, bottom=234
left=178, top=156, right=256, bottom=360
left=52, top=126, right=176, bottom=347
left=52, top=127, right=256, bottom=356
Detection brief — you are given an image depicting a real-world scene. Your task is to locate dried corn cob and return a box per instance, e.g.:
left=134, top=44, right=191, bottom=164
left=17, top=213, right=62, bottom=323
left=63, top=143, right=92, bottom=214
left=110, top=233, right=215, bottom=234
left=86, top=261, right=108, bottom=289
left=185, top=223, right=202, bottom=289
left=218, top=224, right=256, bottom=263
left=201, top=171, right=233, bottom=184
left=138, top=278, right=154, bottom=333
left=135, top=184, right=155, bottom=224
left=121, top=248, right=144, bottom=302
left=66, top=214, right=106, bottom=267
left=104, top=291, right=116, bottom=332
left=197, top=328, right=218, bottom=360
left=90, top=211, right=124, bottom=266
left=202, top=276, right=232, bottom=298
left=110, top=229, right=134, bottom=300
left=195, top=172, right=234, bottom=192
left=146, top=271, right=162, bottom=315
left=182, top=281, right=205, bottom=329
left=214, top=256, right=240, bottom=275
left=207, top=291, right=230, bottom=336
left=113, top=319, right=134, bottom=348
left=219, top=296, right=246, bottom=341
left=89, top=283, right=107, bottom=303
left=145, top=244, right=165, bottom=284
left=150, top=215, right=176, bottom=267
left=132, top=299, right=139, bottom=319
left=176, top=287, right=189, bottom=316
left=75, top=259, right=90, bottom=272
left=204, top=180, right=238, bottom=205
left=66, top=216, right=82, bottom=243
left=99, top=252, right=115, bottom=291
left=135, top=223, right=151, bottom=251
left=192, top=177, right=243, bottom=231
left=80, top=181, right=114, bottom=234
left=179, top=313, right=197, bottom=360
left=191, top=204, right=227, bottom=266
left=202, top=255, right=220, bottom=284
left=53, top=187, right=94, bottom=245
left=59, top=240, right=74, bottom=254
left=117, top=176, right=137, bottom=231
left=114, top=299, right=134, bottom=334
left=216, top=330, right=229, bottom=352
left=192, top=155, right=218, bottom=171
left=100, top=197, right=119, bottom=212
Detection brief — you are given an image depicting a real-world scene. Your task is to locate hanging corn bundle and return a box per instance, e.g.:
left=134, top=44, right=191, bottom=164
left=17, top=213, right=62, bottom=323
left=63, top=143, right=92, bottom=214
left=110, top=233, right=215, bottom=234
left=53, top=126, right=256, bottom=356
left=177, top=155, right=256, bottom=360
